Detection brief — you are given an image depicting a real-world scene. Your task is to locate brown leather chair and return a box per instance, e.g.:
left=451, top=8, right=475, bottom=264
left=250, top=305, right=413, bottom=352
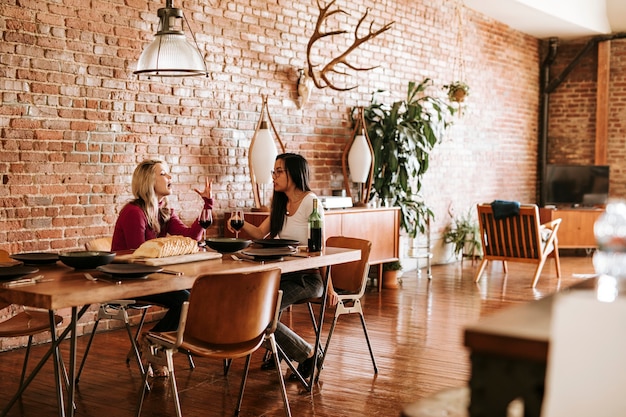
left=0, top=300, right=64, bottom=387
left=0, top=249, right=64, bottom=388
left=474, top=203, right=562, bottom=287
left=137, top=268, right=290, bottom=417
left=301, top=236, right=377, bottom=376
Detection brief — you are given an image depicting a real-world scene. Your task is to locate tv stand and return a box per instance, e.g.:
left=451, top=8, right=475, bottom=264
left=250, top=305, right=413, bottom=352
left=539, top=207, right=604, bottom=249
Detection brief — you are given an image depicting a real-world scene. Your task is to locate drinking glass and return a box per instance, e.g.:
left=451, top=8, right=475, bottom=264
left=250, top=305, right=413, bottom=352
left=199, top=208, right=213, bottom=241
left=230, top=210, right=245, bottom=239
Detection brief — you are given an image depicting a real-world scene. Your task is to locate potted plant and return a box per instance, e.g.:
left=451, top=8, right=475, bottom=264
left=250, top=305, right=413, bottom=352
left=443, top=207, right=482, bottom=259
left=443, top=81, right=470, bottom=103
left=360, top=79, right=456, bottom=238
left=382, top=260, right=402, bottom=289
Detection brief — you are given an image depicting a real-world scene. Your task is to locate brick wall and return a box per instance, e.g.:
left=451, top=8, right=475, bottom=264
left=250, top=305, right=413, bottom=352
left=547, top=37, right=626, bottom=198
left=0, top=0, right=544, bottom=347
left=0, top=0, right=542, bottom=251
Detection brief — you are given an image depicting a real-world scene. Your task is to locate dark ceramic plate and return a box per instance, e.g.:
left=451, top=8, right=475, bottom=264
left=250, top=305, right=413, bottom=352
left=96, top=264, right=163, bottom=279
left=59, top=251, right=116, bottom=269
left=242, top=246, right=296, bottom=260
left=252, top=239, right=300, bottom=248
left=205, top=238, right=252, bottom=253
left=0, top=265, right=39, bottom=282
left=10, top=252, right=59, bottom=265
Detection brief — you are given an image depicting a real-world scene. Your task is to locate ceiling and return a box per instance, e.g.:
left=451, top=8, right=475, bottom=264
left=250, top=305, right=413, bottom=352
left=465, top=0, right=626, bottom=40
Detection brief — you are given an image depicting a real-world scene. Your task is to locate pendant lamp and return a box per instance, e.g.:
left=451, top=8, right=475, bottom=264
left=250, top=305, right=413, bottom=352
left=134, top=0, right=208, bottom=77
left=249, top=96, right=285, bottom=211
left=342, top=107, right=374, bottom=207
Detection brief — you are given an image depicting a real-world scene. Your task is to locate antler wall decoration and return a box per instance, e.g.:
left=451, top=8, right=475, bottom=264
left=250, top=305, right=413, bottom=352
left=306, top=0, right=394, bottom=91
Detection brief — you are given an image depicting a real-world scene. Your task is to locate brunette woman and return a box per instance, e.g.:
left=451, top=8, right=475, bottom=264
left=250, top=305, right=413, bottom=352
left=229, top=153, right=338, bottom=380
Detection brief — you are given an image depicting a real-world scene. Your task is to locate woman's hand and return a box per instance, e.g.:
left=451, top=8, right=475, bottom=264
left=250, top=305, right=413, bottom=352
left=327, top=289, right=339, bottom=307
left=194, top=177, right=213, bottom=200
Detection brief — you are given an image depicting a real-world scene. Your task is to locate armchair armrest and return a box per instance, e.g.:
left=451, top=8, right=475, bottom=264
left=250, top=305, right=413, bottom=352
left=540, top=218, right=562, bottom=231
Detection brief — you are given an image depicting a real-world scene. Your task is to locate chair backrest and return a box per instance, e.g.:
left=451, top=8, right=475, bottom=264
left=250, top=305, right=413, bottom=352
left=326, top=236, right=372, bottom=295
left=85, top=237, right=112, bottom=251
left=183, top=269, right=281, bottom=347
left=477, top=203, right=543, bottom=260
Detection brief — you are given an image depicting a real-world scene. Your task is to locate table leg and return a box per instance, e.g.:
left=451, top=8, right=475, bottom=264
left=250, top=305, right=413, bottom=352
left=65, top=307, right=77, bottom=417
left=309, top=265, right=330, bottom=388
left=50, top=311, right=67, bottom=417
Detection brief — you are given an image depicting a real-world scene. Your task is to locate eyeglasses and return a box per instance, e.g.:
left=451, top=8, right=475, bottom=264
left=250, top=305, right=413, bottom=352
left=271, top=168, right=286, bottom=177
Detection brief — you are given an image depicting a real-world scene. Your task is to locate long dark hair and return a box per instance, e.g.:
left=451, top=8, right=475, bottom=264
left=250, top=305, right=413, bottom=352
left=269, top=153, right=311, bottom=237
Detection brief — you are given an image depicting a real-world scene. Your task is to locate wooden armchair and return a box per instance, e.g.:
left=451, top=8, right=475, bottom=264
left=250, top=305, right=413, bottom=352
left=474, top=203, right=562, bottom=287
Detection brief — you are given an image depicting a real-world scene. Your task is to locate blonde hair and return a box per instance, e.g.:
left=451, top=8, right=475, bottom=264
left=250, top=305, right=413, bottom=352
left=131, top=159, right=171, bottom=234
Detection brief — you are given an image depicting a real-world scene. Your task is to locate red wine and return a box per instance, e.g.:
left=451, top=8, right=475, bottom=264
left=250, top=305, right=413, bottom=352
left=230, top=219, right=244, bottom=231
left=308, top=227, right=323, bottom=252
left=199, top=219, right=212, bottom=229
left=308, top=199, right=323, bottom=252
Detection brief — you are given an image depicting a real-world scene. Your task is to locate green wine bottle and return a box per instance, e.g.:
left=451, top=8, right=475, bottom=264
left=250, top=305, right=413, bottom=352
left=308, top=198, right=323, bottom=252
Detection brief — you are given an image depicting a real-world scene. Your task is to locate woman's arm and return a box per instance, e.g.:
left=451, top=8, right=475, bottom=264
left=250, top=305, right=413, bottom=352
left=164, top=209, right=204, bottom=240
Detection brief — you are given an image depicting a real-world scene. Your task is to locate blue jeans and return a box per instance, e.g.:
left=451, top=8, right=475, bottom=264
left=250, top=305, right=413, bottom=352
left=275, top=270, right=323, bottom=363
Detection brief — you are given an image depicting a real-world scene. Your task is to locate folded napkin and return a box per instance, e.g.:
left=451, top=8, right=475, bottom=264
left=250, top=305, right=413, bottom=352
left=491, top=200, right=520, bottom=220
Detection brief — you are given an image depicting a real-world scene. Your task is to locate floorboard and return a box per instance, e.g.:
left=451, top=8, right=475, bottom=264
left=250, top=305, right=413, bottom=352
left=0, top=255, right=596, bottom=416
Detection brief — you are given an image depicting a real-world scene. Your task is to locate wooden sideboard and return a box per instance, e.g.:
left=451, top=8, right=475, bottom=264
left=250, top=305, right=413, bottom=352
left=224, top=207, right=400, bottom=289
left=539, top=207, right=604, bottom=249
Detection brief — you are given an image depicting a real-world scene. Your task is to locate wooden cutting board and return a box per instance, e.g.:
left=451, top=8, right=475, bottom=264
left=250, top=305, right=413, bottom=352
left=115, top=251, right=223, bottom=266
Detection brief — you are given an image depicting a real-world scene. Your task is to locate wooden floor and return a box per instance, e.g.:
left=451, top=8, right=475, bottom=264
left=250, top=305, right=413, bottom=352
left=0, top=254, right=596, bottom=417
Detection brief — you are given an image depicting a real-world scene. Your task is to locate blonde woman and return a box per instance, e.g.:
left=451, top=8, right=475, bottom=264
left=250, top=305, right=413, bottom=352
left=111, top=159, right=213, bottom=333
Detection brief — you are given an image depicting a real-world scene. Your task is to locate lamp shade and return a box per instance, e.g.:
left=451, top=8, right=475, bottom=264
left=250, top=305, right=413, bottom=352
left=134, top=0, right=207, bottom=77
left=250, top=121, right=278, bottom=184
left=348, top=133, right=373, bottom=183
left=135, top=34, right=206, bottom=76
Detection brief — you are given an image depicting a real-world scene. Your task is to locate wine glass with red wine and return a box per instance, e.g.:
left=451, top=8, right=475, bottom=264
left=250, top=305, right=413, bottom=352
left=199, top=209, right=213, bottom=242
left=230, top=210, right=244, bottom=239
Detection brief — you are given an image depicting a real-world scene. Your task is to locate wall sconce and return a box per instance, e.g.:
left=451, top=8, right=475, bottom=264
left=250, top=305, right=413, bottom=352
left=134, top=0, right=208, bottom=77
left=297, top=68, right=312, bottom=109
left=342, top=107, right=374, bottom=207
left=249, top=96, right=285, bottom=211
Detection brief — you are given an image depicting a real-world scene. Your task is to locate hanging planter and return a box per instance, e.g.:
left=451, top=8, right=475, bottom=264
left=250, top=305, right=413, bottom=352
left=444, top=81, right=470, bottom=103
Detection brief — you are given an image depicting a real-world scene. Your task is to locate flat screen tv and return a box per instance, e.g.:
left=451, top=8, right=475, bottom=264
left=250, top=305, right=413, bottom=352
left=544, top=164, right=609, bottom=207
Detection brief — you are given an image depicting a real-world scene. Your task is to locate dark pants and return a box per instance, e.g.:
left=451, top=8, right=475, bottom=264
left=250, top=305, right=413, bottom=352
left=136, top=290, right=190, bottom=332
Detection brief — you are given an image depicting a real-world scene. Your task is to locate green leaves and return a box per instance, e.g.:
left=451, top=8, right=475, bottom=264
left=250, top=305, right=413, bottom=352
left=361, top=79, right=455, bottom=237
left=443, top=208, right=481, bottom=258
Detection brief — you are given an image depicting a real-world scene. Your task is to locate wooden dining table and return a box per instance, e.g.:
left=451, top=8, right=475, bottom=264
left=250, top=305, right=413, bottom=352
left=0, top=247, right=361, bottom=417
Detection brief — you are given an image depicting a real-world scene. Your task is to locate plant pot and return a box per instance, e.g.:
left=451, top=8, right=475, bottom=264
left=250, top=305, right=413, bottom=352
left=450, top=89, right=467, bottom=103
left=382, top=270, right=400, bottom=289
left=462, top=233, right=482, bottom=258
